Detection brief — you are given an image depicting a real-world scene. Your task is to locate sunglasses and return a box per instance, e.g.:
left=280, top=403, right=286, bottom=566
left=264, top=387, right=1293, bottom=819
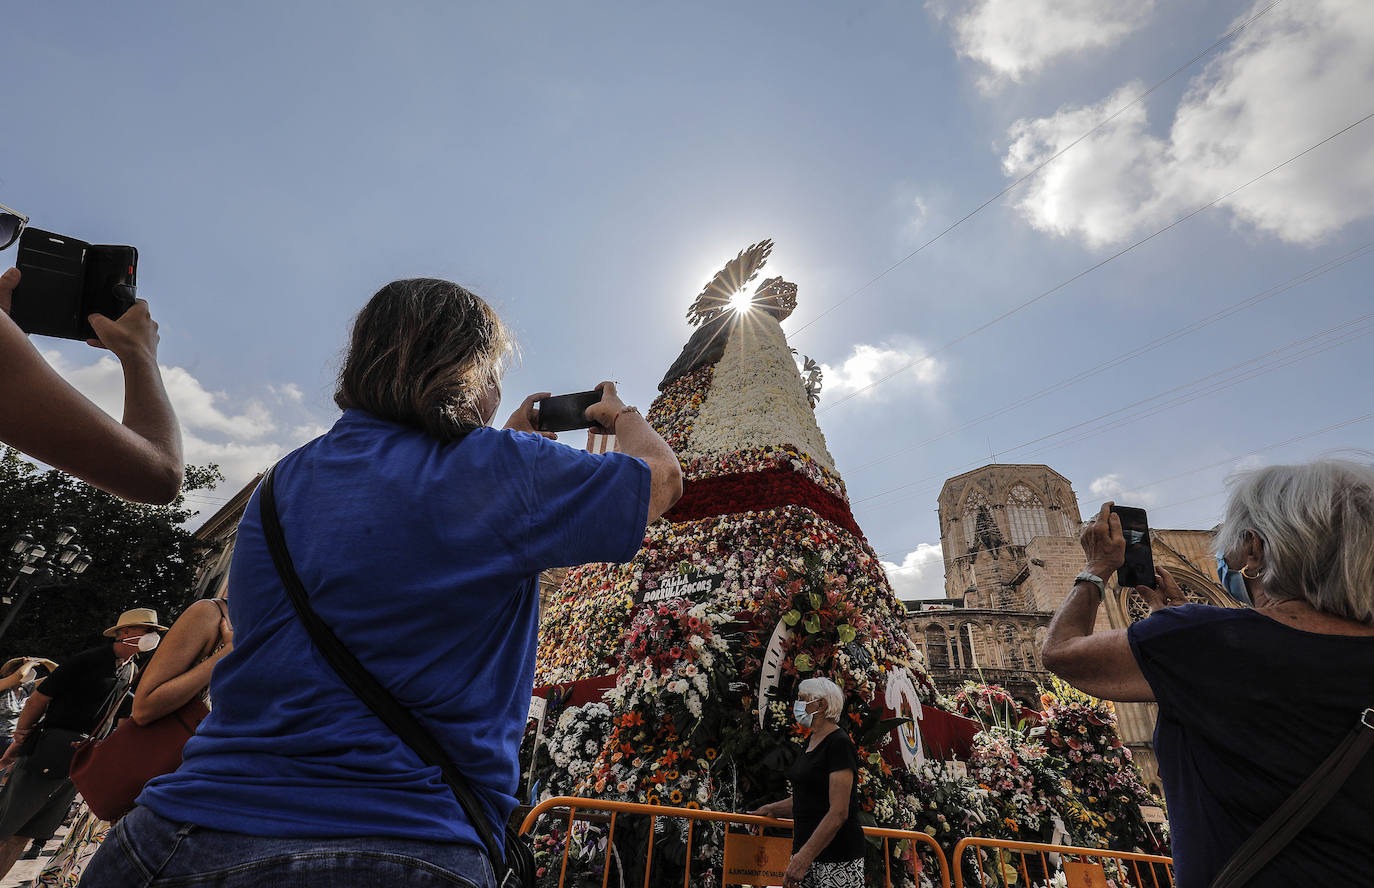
left=0, top=202, right=28, bottom=251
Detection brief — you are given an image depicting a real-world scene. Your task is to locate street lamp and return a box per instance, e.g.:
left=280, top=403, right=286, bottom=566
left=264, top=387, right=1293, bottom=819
left=0, top=528, right=96, bottom=642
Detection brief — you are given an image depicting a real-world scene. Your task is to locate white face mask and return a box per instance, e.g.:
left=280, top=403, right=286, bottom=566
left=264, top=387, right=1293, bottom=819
left=793, top=700, right=815, bottom=728
left=19, top=667, right=36, bottom=683
left=137, top=633, right=162, bottom=652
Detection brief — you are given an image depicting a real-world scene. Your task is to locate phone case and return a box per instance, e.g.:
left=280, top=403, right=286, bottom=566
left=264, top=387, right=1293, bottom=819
left=9, top=229, right=89, bottom=340
left=9, top=228, right=138, bottom=341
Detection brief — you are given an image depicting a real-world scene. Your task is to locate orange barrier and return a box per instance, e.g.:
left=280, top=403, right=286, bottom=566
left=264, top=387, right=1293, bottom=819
left=951, top=837, right=1174, bottom=888
left=520, top=796, right=952, bottom=888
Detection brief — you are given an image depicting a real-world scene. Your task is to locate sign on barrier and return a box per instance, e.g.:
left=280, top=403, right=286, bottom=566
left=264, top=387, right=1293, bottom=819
left=722, top=834, right=792, bottom=886
left=1063, top=860, right=1107, bottom=888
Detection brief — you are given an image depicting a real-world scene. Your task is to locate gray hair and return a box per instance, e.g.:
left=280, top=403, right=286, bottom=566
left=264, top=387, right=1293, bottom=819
left=797, top=677, right=844, bottom=723
left=1214, top=458, right=1374, bottom=624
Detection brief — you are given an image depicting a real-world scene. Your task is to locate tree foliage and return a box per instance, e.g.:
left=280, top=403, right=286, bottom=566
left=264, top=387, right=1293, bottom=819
left=0, top=448, right=224, bottom=664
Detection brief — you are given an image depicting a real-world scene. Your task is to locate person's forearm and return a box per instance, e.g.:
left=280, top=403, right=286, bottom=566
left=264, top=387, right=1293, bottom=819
left=796, top=809, right=847, bottom=864
left=118, top=352, right=183, bottom=495
left=132, top=652, right=222, bottom=724
left=1044, top=580, right=1103, bottom=656
left=0, top=672, right=24, bottom=694
left=10, top=695, right=49, bottom=739
left=612, top=411, right=683, bottom=521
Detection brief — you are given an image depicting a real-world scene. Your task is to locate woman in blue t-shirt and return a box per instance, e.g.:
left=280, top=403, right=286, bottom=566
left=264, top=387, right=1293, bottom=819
left=1042, top=459, right=1374, bottom=888
left=81, top=278, right=683, bottom=888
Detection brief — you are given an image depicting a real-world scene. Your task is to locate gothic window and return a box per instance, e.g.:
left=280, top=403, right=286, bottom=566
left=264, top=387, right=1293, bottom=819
left=962, top=491, right=992, bottom=550
left=1007, top=484, right=1051, bottom=545
left=1125, top=581, right=1210, bottom=623
left=925, top=626, right=949, bottom=669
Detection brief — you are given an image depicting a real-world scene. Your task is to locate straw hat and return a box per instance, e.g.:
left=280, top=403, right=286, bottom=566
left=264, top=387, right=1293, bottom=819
left=102, top=607, right=169, bottom=637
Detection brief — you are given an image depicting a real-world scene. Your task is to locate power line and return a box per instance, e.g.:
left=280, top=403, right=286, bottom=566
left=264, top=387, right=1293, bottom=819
left=845, top=243, right=1374, bottom=475
left=818, top=109, right=1374, bottom=413
left=787, top=0, right=1285, bottom=337
left=850, top=312, right=1374, bottom=509
left=871, top=410, right=1374, bottom=563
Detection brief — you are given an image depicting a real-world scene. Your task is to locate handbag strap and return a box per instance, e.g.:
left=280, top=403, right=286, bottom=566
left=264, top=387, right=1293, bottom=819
left=1210, top=707, right=1374, bottom=888
left=256, top=463, right=512, bottom=882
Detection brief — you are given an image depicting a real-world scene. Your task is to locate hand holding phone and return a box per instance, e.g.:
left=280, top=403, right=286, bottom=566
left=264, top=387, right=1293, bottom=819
left=536, top=390, right=604, bottom=433
left=1111, top=505, right=1157, bottom=589
left=9, top=228, right=138, bottom=341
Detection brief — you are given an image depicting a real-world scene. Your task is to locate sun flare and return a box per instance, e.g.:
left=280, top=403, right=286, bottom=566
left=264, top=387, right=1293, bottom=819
left=728, top=290, right=753, bottom=312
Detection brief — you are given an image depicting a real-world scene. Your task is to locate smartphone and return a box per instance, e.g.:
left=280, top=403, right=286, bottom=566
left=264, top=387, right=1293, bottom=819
left=537, top=390, right=603, bottom=433
left=1111, top=505, right=1157, bottom=589
left=10, top=228, right=137, bottom=341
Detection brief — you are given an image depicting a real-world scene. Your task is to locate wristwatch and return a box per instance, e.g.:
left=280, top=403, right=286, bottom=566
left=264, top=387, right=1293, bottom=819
left=1075, top=571, right=1106, bottom=600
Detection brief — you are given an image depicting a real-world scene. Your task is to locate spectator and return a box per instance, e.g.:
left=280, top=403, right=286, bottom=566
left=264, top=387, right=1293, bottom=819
left=749, top=677, right=865, bottom=888
left=0, top=658, right=53, bottom=752
left=1042, top=460, right=1374, bottom=887
left=83, top=278, right=681, bottom=887
left=0, top=608, right=165, bottom=879
left=0, top=263, right=182, bottom=504
left=37, top=596, right=231, bottom=885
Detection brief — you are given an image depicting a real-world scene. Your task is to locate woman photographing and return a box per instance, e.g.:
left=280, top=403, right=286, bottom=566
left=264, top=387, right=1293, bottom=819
left=750, top=677, right=865, bottom=888
left=81, top=277, right=682, bottom=887
left=1042, top=459, right=1374, bottom=887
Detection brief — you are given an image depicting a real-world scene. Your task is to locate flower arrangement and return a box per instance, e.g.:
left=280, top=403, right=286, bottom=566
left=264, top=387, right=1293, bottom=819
left=1038, top=677, right=1167, bottom=852
left=952, top=682, right=1022, bottom=728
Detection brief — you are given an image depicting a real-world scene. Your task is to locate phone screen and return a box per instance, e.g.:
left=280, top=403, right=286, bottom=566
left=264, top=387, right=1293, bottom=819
left=1112, top=505, right=1156, bottom=589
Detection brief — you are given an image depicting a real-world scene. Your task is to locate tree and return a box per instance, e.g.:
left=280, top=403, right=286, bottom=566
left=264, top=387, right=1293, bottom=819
left=0, top=447, right=224, bottom=663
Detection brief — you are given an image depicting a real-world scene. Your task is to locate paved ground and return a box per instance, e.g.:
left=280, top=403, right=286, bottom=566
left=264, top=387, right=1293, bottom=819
left=0, top=821, right=72, bottom=888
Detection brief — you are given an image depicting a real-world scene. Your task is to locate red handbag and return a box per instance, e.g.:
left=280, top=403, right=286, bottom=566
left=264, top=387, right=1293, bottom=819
left=69, top=696, right=209, bottom=821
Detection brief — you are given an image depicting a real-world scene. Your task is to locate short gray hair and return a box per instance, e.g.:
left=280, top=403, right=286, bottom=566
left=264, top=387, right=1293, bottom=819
left=1214, top=458, right=1374, bottom=624
left=798, top=677, right=844, bottom=722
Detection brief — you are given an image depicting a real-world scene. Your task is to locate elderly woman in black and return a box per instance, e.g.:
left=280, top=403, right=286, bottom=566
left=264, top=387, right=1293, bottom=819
left=750, top=677, right=865, bottom=888
left=1042, top=458, right=1374, bottom=887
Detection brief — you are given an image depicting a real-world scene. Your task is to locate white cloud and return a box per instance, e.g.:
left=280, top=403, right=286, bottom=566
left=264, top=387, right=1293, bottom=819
left=1087, top=473, right=1159, bottom=507
left=899, top=193, right=930, bottom=245
left=42, top=350, right=323, bottom=506
left=270, top=383, right=304, bottom=404
left=1002, top=0, right=1374, bottom=246
left=820, top=339, right=944, bottom=403
left=881, top=543, right=947, bottom=600
left=936, top=0, right=1153, bottom=89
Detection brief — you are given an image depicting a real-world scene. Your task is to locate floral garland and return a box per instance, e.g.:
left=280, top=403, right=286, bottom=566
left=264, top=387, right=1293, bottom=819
left=665, top=467, right=864, bottom=539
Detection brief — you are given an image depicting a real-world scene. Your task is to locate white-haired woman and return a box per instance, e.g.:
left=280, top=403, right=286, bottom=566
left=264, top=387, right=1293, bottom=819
left=749, top=677, right=864, bottom=888
left=1042, top=459, right=1374, bottom=888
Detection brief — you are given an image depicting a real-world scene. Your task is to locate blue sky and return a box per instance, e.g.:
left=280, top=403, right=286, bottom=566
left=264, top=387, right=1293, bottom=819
left=4, top=1, right=1372, bottom=598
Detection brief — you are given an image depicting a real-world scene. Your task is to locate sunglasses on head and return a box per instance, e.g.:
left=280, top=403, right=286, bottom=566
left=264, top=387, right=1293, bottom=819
left=0, top=203, right=29, bottom=251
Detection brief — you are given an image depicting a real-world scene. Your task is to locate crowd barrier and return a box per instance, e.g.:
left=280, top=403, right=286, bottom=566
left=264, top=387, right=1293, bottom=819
left=519, top=796, right=953, bottom=888
left=950, top=837, right=1175, bottom=888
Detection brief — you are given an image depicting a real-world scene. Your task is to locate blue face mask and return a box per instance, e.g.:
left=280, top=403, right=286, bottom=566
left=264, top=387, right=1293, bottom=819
left=1216, top=554, right=1253, bottom=605
left=793, top=700, right=815, bottom=728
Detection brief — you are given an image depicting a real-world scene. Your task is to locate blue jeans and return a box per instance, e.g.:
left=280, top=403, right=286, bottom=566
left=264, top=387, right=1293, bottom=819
left=80, top=805, right=496, bottom=888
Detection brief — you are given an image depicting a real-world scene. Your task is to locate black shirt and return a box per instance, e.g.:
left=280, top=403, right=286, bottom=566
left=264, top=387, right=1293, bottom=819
left=787, top=729, right=865, bottom=862
left=39, top=645, right=131, bottom=734
left=1129, top=605, right=1374, bottom=888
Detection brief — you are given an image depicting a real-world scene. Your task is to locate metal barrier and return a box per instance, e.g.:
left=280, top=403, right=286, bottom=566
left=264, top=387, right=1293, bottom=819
left=520, top=796, right=953, bottom=888
left=950, top=837, right=1174, bottom=888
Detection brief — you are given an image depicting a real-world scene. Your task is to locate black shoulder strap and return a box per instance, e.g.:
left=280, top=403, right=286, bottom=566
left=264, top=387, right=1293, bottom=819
left=257, top=464, right=509, bottom=876
left=1210, top=708, right=1374, bottom=887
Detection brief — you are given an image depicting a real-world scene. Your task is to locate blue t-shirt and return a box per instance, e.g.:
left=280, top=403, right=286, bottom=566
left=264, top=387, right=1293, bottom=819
left=140, top=409, right=650, bottom=848
left=1128, top=605, right=1374, bottom=888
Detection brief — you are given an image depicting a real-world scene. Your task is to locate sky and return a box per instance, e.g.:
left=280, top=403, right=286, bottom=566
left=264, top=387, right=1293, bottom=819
left=3, top=1, right=1372, bottom=600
